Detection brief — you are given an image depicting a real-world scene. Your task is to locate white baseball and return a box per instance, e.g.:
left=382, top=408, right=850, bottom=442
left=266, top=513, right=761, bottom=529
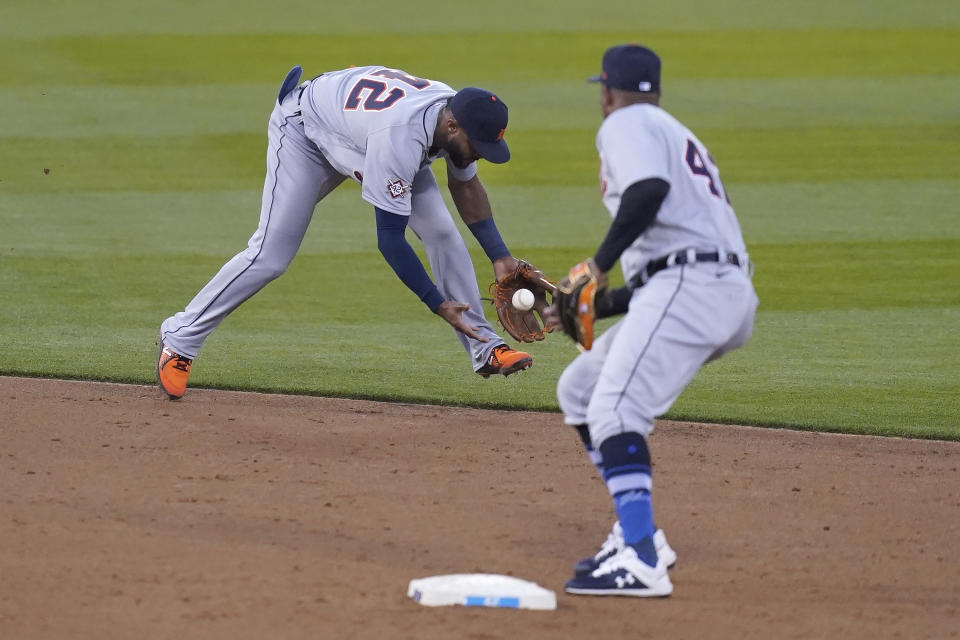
left=512, top=288, right=535, bottom=311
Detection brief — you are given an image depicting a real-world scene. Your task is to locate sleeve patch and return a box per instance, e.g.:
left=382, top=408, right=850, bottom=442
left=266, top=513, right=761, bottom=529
left=386, top=178, right=409, bottom=198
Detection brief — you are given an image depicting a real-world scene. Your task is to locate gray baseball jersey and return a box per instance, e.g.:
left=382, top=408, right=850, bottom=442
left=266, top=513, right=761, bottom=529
left=300, top=66, right=476, bottom=215
left=597, top=103, right=748, bottom=286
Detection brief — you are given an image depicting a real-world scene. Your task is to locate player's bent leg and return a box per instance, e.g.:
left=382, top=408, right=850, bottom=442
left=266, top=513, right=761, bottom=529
left=159, top=92, right=345, bottom=396
left=557, top=320, right=621, bottom=424
left=585, top=267, right=738, bottom=445
left=557, top=333, right=613, bottom=472
left=705, top=269, right=759, bottom=363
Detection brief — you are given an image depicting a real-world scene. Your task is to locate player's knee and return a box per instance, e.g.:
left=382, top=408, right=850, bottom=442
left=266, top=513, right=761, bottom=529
left=587, top=412, right=655, bottom=448
left=597, top=432, right=651, bottom=470
left=255, top=256, right=293, bottom=281
left=422, top=225, right=460, bottom=248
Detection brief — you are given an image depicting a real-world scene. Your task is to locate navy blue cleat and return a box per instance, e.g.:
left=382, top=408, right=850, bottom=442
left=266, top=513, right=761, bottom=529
left=566, top=545, right=673, bottom=597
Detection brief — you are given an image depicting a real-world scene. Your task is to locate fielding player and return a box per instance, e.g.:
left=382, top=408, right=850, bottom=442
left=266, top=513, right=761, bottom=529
left=157, top=66, right=538, bottom=398
left=551, top=44, right=759, bottom=597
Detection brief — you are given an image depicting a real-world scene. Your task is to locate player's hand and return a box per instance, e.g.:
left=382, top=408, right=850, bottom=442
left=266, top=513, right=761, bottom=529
left=552, top=259, right=606, bottom=350
left=436, top=300, right=490, bottom=342
left=543, top=272, right=574, bottom=332
left=541, top=303, right=561, bottom=331
left=492, top=256, right=520, bottom=283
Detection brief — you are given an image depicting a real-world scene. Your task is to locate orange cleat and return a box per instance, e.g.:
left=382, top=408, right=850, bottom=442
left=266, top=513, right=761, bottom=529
left=156, top=337, right=193, bottom=399
left=476, top=344, right=533, bottom=378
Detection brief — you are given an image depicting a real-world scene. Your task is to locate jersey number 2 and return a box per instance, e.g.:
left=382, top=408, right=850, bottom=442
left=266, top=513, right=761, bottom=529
left=685, top=139, right=730, bottom=203
left=344, top=70, right=430, bottom=111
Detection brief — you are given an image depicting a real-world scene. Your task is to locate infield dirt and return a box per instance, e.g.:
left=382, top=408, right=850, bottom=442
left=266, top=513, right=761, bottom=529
left=2, top=376, right=958, bottom=639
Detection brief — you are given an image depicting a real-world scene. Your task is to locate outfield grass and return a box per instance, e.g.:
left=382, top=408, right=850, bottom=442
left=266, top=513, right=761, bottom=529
left=1, top=1, right=958, bottom=439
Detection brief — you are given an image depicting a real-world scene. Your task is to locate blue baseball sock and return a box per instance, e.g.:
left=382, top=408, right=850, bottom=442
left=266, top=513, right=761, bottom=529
left=599, top=432, right=658, bottom=567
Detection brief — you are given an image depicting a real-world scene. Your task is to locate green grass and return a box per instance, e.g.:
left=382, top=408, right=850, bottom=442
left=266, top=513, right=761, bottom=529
left=675, top=307, right=960, bottom=438
left=3, top=29, right=958, bottom=87
left=1, top=0, right=958, bottom=439
left=4, top=0, right=957, bottom=37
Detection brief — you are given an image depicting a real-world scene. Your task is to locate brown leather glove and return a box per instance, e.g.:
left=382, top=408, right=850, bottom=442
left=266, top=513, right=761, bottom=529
left=489, top=260, right=556, bottom=343
left=553, top=259, right=608, bottom=350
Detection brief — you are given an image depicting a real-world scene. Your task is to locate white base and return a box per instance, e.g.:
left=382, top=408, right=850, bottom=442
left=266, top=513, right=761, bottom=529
left=408, top=573, right=557, bottom=610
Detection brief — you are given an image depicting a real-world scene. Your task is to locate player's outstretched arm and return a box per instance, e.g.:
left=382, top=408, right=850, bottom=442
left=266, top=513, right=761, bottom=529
left=374, top=207, right=490, bottom=341
left=447, top=175, right=516, bottom=277
left=375, top=207, right=445, bottom=308
left=448, top=174, right=557, bottom=342
left=447, top=174, right=492, bottom=225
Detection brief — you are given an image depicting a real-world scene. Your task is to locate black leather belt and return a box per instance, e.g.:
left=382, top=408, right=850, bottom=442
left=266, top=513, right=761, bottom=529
left=632, top=249, right=745, bottom=287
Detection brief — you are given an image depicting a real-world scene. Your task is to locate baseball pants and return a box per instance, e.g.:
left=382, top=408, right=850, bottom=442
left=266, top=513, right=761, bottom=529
left=557, top=261, right=758, bottom=446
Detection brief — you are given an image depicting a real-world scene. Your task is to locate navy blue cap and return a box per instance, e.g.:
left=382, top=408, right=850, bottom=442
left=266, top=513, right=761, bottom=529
left=449, top=87, right=510, bottom=164
left=588, top=44, right=661, bottom=93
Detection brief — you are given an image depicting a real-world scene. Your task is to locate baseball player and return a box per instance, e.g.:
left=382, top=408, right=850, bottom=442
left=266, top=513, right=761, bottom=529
left=157, top=65, right=537, bottom=399
left=549, top=45, right=759, bottom=597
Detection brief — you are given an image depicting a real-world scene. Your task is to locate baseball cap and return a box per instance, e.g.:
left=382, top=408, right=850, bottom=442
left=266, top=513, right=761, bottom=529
left=588, top=44, right=661, bottom=94
left=449, top=87, right=510, bottom=164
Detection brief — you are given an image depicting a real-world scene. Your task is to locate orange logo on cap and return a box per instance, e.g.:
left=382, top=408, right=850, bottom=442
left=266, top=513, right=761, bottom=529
left=496, top=128, right=505, bottom=141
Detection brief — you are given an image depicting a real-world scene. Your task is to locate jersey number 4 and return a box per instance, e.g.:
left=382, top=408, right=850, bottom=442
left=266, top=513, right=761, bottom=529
left=685, top=139, right=730, bottom=203
left=344, top=70, right=431, bottom=111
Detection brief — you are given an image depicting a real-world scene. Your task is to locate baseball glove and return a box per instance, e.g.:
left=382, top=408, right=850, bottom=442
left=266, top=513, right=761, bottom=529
left=489, top=259, right=555, bottom=343
left=554, top=260, right=608, bottom=350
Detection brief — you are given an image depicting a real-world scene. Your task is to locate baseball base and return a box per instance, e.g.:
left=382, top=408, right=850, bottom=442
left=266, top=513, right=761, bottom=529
left=407, top=573, right=556, bottom=610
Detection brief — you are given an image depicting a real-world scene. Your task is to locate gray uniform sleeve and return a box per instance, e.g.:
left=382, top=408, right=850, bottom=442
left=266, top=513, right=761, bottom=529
left=598, top=115, right=670, bottom=189
left=360, top=126, right=423, bottom=215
